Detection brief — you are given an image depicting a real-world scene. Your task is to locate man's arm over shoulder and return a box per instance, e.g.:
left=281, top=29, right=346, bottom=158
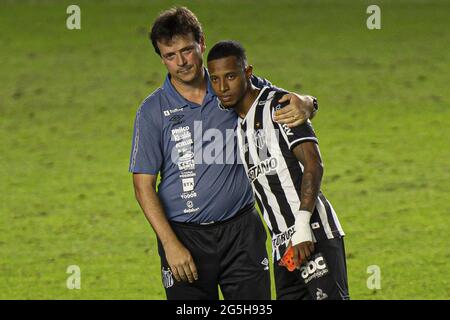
left=272, top=95, right=318, bottom=151
left=251, top=76, right=318, bottom=126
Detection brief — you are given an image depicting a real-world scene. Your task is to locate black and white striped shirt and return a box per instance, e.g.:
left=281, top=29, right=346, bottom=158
left=236, top=87, right=345, bottom=261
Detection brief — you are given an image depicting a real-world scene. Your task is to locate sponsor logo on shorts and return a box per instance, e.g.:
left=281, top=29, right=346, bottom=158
left=261, top=258, right=269, bottom=271
left=316, top=288, right=328, bottom=300
left=300, top=253, right=329, bottom=284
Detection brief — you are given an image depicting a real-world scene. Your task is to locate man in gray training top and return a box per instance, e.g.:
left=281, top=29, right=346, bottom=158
left=129, top=7, right=317, bottom=300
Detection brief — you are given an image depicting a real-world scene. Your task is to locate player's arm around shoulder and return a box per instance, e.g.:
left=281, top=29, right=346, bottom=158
left=273, top=93, right=318, bottom=127
left=250, top=75, right=317, bottom=127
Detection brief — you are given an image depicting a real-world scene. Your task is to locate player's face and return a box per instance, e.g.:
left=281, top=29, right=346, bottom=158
left=208, top=56, right=250, bottom=108
left=157, top=33, right=205, bottom=85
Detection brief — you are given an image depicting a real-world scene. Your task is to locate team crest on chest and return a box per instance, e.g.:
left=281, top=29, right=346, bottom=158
left=252, top=129, right=266, bottom=150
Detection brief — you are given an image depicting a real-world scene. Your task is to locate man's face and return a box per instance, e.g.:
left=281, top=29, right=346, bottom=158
left=157, top=33, right=205, bottom=85
left=208, top=56, right=249, bottom=108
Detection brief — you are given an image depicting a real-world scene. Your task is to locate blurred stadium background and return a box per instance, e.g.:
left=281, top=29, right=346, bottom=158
left=0, top=0, right=448, bottom=299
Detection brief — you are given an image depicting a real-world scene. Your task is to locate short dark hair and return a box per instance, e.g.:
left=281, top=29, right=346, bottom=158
left=149, top=7, right=203, bottom=56
left=207, top=40, right=247, bottom=68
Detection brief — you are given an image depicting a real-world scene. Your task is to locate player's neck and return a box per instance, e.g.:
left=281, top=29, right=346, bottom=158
left=170, top=69, right=207, bottom=105
left=235, top=86, right=260, bottom=119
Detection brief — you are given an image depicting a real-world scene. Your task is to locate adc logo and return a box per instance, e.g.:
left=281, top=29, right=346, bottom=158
left=162, top=267, right=174, bottom=288
left=300, top=253, right=329, bottom=283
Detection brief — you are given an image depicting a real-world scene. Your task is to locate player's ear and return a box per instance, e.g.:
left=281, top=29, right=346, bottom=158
left=245, top=65, right=253, bottom=79
left=199, top=34, right=206, bottom=54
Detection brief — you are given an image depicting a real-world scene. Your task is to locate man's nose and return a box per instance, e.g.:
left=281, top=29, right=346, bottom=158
left=220, top=81, right=229, bottom=92
left=176, top=53, right=186, bottom=66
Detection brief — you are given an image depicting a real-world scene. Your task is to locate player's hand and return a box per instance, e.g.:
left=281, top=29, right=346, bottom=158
left=164, top=240, right=198, bottom=283
left=273, top=93, right=313, bottom=128
left=292, top=241, right=315, bottom=268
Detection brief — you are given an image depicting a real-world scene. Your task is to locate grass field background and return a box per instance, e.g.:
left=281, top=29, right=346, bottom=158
left=0, top=0, right=448, bottom=299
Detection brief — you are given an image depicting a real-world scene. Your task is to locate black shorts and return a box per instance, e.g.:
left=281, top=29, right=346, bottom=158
left=274, top=237, right=350, bottom=300
left=157, top=204, right=271, bottom=300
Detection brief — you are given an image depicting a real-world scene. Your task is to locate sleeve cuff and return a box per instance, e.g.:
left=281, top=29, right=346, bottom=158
left=289, top=137, right=318, bottom=151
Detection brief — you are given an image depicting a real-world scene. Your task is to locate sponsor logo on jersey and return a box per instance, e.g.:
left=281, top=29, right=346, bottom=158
left=182, top=178, right=194, bottom=192
left=183, top=207, right=199, bottom=214
left=173, top=131, right=191, bottom=142
left=248, top=157, right=278, bottom=181
left=181, top=191, right=197, bottom=199
left=175, top=138, right=193, bottom=149
left=178, top=159, right=195, bottom=171
left=272, top=225, right=296, bottom=249
left=178, top=148, right=194, bottom=161
left=183, top=200, right=199, bottom=214
left=179, top=171, right=196, bottom=179
left=163, top=107, right=183, bottom=117
left=171, top=126, right=190, bottom=135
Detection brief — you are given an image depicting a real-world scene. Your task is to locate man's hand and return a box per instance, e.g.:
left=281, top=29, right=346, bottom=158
left=290, top=210, right=315, bottom=268
left=292, top=241, right=315, bottom=268
left=164, top=240, right=199, bottom=283
left=273, top=93, right=315, bottom=127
